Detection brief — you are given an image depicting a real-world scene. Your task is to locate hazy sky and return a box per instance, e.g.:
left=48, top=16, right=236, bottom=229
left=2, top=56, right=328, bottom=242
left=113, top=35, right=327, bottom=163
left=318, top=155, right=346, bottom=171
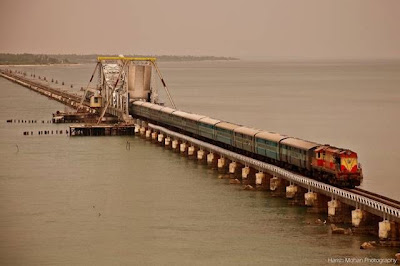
left=0, top=0, right=399, bottom=59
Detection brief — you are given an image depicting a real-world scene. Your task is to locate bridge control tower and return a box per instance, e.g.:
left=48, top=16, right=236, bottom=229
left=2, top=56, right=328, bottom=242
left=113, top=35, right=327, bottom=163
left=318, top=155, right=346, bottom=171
left=80, top=56, right=175, bottom=124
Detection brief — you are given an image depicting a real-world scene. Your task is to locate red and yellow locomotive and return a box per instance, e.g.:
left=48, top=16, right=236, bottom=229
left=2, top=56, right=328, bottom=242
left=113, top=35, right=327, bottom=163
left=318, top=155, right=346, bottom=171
left=311, top=146, right=362, bottom=187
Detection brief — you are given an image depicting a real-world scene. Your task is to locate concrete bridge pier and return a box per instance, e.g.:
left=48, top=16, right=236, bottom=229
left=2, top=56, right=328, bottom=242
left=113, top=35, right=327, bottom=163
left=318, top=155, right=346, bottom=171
left=172, top=139, right=181, bottom=152
left=139, top=126, right=146, bottom=137
left=145, top=129, right=152, bottom=139
left=134, top=125, right=140, bottom=135
left=327, top=199, right=352, bottom=223
left=207, top=152, right=219, bottom=168
left=180, top=142, right=188, bottom=155
left=351, top=209, right=381, bottom=236
left=270, top=176, right=286, bottom=196
left=241, top=166, right=256, bottom=187
left=164, top=136, right=172, bottom=149
left=255, top=171, right=271, bottom=191
left=304, top=191, right=329, bottom=213
left=379, top=220, right=391, bottom=240
left=217, top=157, right=230, bottom=173
left=151, top=131, right=158, bottom=143
left=229, top=161, right=242, bottom=178
left=157, top=133, right=164, bottom=145
left=378, top=220, right=400, bottom=241
left=286, top=184, right=306, bottom=205
left=197, top=149, right=206, bottom=163
left=188, top=145, right=198, bottom=159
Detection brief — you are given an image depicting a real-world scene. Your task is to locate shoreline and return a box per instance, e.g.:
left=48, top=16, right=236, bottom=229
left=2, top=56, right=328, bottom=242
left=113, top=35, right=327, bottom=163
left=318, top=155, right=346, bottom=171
left=0, top=63, right=82, bottom=67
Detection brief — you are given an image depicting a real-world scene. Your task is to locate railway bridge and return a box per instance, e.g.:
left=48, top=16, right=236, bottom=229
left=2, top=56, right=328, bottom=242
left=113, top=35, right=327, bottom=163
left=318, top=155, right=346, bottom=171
left=1, top=59, right=399, bottom=245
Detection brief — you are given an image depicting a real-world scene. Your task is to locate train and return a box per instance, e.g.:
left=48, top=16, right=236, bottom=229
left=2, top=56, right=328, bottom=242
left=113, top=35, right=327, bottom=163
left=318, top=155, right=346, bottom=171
left=131, top=101, right=363, bottom=188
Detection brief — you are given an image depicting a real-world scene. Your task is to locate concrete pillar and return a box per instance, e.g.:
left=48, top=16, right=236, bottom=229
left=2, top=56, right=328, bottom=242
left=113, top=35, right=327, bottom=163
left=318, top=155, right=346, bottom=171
left=151, top=131, right=158, bottom=142
left=289, top=185, right=306, bottom=205
left=217, top=157, right=230, bottom=173
left=270, top=176, right=281, bottom=191
left=351, top=211, right=382, bottom=235
left=242, top=166, right=256, bottom=186
left=242, top=166, right=251, bottom=179
left=305, top=192, right=318, bottom=206
left=207, top=152, right=218, bottom=167
left=180, top=142, right=188, bottom=154
left=188, top=145, right=197, bottom=157
left=172, top=139, right=180, bottom=151
left=286, top=184, right=298, bottom=199
left=255, top=171, right=270, bottom=190
left=134, top=126, right=139, bottom=134
left=145, top=129, right=152, bottom=139
left=351, top=209, right=364, bottom=227
left=376, top=220, right=399, bottom=240
left=328, top=200, right=340, bottom=216
left=255, top=172, right=264, bottom=185
left=327, top=200, right=351, bottom=223
left=229, top=162, right=238, bottom=174
left=270, top=176, right=286, bottom=196
left=157, top=133, right=164, bottom=144
left=304, top=192, right=329, bottom=213
left=139, top=127, right=146, bottom=136
left=164, top=137, right=171, bottom=148
left=197, top=149, right=206, bottom=161
left=379, top=220, right=391, bottom=239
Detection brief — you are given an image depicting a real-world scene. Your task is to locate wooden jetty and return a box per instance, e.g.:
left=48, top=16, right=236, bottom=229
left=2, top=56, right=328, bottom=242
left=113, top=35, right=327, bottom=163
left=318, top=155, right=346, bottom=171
left=69, top=124, right=135, bottom=136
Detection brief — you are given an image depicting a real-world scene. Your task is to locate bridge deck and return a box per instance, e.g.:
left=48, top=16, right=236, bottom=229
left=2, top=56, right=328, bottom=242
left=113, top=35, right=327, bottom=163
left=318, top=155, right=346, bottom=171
left=148, top=123, right=400, bottom=223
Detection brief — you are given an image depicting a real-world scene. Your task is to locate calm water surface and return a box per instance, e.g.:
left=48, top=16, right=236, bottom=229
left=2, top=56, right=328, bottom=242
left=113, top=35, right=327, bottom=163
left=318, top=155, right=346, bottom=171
left=0, top=61, right=399, bottom=265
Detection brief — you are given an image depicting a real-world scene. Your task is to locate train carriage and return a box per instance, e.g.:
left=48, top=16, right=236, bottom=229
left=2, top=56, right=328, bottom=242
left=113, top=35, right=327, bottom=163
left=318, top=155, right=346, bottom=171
left=198, top=117, right=221, bottom=140
left=159, top=106, right=176, bottom=125
left=130, top=100, right=363, bottom=188
left=131, top=101, right=146, bottom=117
left=279, top=138, right=320, bottom=171
left=183, top=113, right=206, bottom=135
left=255, top=131, right=288, bottom=161
left=139, top=102, right=154, bottom=120
left=146, top=102, right=164, bottom=121
left=215, top=122, right=240, bottom=146
left=170, top=110, right=189, bottom=130
left=233, top=127, right=261, bottom=153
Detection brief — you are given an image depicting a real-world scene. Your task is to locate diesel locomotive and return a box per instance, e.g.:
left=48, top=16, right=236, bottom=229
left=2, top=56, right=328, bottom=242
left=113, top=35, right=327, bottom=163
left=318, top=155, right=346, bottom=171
left=131, top=101, right=363, bottom=188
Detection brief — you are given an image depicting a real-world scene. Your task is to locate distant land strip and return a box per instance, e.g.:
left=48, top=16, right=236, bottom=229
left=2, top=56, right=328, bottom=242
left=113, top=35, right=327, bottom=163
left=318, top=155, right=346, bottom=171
left=0, top=53, right=239, bottom=65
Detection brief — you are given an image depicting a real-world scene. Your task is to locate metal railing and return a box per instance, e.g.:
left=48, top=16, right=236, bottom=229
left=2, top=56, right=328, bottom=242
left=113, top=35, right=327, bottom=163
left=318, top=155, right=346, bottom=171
left=149, top=123, right=400, bottom=221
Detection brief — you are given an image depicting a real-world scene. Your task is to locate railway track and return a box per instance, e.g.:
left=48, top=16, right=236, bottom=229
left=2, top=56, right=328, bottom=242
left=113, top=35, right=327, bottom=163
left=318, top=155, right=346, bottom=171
left=347, top=188, right=400, bottom=210
left=0, top=70, right=87, bottom=106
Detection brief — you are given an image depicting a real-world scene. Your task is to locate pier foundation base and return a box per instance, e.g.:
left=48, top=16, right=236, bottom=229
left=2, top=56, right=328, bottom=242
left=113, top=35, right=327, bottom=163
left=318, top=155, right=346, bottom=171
left=328, top=200, right=352, bottom=224
left=197, top=149, right=206, bottom=162
left=242, top=167, right=256, bottom=186
left=188, top=145, right=197, bottom=158
left=229, top=162, right=242, bottom=178
left=180, top=142, right=188, bottom=154
left=255, top=172, right=271, bottom=190
left=207, top=152, right=219, bottom=168
left=305, top=192, right=329, bottom=213
left=145, top=129, right=152, bottom=139
left=172, top=139, right=180, bottom=152
left=164, top=137, right=171, bottom=148
left=139, top=127, right=146, bottom=136
left=157, top=133, right=164, bottom=145
left=217, top=157, right=230, bottom=173
left=151, top=132, right=158, bottom=142
left=270, top=176, right=286, bottom=196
